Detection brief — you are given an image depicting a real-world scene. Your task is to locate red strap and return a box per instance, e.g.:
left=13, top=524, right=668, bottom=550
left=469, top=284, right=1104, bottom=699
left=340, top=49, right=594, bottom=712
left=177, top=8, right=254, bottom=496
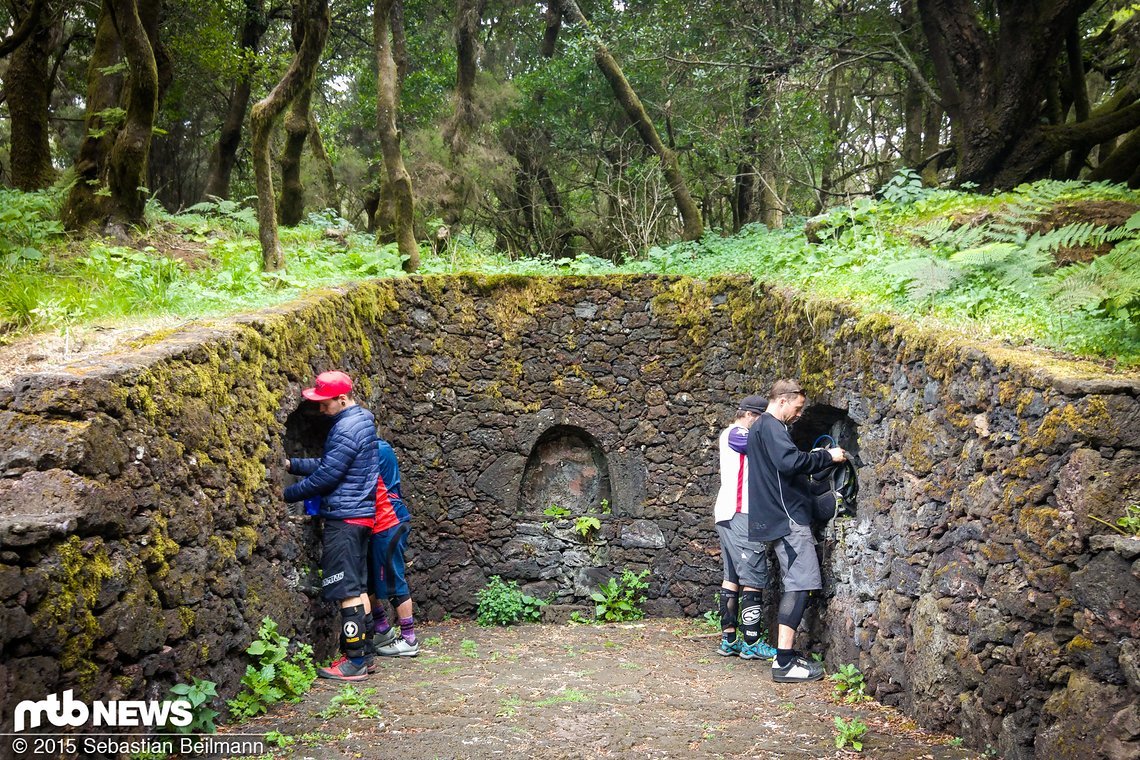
left=735, top=452, right=745, bottom=513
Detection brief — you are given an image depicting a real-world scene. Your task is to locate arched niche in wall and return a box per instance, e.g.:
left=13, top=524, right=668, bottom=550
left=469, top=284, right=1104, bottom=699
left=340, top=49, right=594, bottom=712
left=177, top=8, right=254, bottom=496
left=791, top=403, right=860, bottom=462
left=518, top=425, right=613, bottom=515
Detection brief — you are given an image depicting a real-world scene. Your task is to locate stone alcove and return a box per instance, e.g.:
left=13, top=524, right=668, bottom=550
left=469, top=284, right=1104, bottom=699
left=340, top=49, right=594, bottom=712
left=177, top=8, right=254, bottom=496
left=517, top=424, right=612, bottom=515
left=791, top=402, right=861, bottom=463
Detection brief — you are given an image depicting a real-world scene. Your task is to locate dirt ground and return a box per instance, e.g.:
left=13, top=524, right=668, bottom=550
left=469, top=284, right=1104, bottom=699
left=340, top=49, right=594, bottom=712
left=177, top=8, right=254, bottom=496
left=221, top=619, right=983, bottom=760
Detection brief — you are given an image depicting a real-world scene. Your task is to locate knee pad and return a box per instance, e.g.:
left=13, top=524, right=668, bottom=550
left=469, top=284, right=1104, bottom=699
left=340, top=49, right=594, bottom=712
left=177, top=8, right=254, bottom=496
left=739, top=590, right=764, bottom=645
left=340, top=604, right=367, bottom=658
left=718, top=588, right=738, bottom=633
left=391, top=593, right=411, bottom=608
left=777, top=590, right=808, bottom=630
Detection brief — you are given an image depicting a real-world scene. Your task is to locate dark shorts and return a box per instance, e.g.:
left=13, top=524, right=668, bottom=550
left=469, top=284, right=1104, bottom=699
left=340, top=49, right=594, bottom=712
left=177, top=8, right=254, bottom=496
left=774, top=518, right=821, bottom=592
left=716, top=512, right=768, bottom=588
left=369, top=521, right=411, bottom=599
left=321, top=519, right=371, bottom=601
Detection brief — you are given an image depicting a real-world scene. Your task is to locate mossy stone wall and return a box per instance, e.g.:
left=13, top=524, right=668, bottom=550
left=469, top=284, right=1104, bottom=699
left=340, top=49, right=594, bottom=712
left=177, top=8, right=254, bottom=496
left=0, top=274, right=1136, bottom=759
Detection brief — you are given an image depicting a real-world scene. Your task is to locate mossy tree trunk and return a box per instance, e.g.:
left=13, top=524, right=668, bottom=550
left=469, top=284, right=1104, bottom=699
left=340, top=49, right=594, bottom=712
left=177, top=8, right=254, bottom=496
left=558, top=0, right=702, bottom=242
left=250, top=0, right=329, bottom=271
left=0, top=0, right=46, bottom=57
left=374, top=0, right=419, bottom=272
left=203, top=0, right=267, bottom=200
left=278, top=0, right=313, bottom=227
left=279, top=85, right=312, bottom=226
left=61, top=0, right=160, bottom=232
left=308, top=113, right=341, bottom=213
left=4, top=0, right=56, bottom=191
left=105, top=0, right=159, bottom=226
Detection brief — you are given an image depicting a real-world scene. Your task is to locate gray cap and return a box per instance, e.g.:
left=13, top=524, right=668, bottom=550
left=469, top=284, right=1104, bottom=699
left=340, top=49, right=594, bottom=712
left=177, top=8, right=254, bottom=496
left=738, top=395, right=767, bottom=413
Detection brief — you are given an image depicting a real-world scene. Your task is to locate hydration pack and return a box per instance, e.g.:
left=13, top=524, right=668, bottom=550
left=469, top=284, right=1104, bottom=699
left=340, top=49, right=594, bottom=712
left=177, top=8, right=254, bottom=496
left=808, top=436, right=859, bottom=522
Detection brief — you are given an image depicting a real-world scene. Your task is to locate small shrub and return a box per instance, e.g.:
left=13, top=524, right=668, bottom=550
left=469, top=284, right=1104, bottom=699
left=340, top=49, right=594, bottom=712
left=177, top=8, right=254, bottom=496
left=830, top=664, right=871, bottom=703
left=226, top=617, right=316, bottom=721
left=476, top=576, right=546, bottom=626
left=165, top=677, right=218, bottom=734
left=834, top=716, right=868, bottom=751
left=700, top=609, right=720, bottom=631
left=544, top=503, right=571, bottom=518
left=574, top=515, right=601, bottom=540
left=591, top=568, right=649, bottom=622
left=318, top=685, right=380, bottom=720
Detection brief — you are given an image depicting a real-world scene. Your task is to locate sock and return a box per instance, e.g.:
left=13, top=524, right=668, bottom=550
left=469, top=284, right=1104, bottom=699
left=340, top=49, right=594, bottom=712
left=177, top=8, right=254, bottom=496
left=373, top=609, right=391, bottom=633
left=399, top=615, right=415, bottom=644
left=776, top=648, right=795, bottom=667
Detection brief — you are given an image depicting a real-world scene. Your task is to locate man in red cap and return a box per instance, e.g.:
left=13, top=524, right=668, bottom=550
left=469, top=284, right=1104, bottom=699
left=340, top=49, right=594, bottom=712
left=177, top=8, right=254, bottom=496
left=284, top=370, right=381, bottom=680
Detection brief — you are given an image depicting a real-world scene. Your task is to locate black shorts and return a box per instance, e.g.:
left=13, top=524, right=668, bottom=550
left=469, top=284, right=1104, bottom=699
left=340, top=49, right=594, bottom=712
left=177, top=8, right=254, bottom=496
left=320, top=519, right=371, bottom=601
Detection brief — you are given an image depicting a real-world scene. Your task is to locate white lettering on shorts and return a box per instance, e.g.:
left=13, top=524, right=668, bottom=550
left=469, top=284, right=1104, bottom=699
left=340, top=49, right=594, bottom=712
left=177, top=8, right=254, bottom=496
left=322, top=571, right=345, bottom=587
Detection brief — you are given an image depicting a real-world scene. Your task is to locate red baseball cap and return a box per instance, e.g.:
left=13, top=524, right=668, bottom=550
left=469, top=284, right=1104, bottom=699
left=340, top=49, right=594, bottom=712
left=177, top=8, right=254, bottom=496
left=302, top=370, right=353, bottom=401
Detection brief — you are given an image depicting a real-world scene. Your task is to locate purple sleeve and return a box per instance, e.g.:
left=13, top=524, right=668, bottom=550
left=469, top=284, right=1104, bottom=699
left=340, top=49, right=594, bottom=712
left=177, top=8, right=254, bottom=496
left=727, top=426, right=749, bottom=454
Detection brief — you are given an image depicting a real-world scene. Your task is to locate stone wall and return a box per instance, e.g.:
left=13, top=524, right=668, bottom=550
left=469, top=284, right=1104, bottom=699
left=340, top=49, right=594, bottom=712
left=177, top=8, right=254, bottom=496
left=0, top=274, right=1137, bottom=758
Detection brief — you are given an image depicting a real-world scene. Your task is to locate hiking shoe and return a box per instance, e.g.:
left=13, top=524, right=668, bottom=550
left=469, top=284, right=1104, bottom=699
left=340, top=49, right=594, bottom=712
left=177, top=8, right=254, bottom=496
left=318, top=656, right=368, bottom=681
left=372, top=626, right=400, bottom=648
left=739, top=640, right=778, bottom=660
left=771, top=653, right=825, bottom=683
left=718, top=637, right=743, bottom=657
left=376, top=636, right=419, bottom=657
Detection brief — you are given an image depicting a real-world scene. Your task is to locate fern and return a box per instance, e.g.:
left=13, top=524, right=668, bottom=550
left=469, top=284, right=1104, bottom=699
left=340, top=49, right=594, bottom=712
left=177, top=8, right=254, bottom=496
left=885, top=256, right=964, bottom=299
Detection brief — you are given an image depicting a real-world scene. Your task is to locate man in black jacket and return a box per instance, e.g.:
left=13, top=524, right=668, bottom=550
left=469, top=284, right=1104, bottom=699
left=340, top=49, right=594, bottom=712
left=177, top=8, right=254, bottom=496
left=746, top=379, right=846, bottom=683
left=284, top=370, right=380, bottom=681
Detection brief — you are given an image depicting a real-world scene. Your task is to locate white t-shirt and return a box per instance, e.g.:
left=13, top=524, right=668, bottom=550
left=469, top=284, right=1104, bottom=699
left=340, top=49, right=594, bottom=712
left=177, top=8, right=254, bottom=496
left=714, top=423, right=750, bottom=523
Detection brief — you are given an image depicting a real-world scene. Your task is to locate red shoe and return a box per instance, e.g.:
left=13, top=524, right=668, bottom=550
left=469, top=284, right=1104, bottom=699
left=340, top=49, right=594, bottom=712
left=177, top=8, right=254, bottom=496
left=318, top=656, right=368, bottom=681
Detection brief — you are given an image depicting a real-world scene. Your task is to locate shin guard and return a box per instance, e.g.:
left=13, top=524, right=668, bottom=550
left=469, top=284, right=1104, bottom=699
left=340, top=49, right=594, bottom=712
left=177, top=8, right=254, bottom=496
left=778, top=590, right=809, bottom=631
left=739, top=590, right=764, bottom=645
left=340, top=604, right=367, bottom=659
left=718, top=588, right=739, bottom=637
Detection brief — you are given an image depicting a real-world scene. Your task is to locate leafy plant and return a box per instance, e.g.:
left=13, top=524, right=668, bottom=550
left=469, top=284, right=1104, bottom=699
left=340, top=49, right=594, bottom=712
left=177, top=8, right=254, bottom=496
left=265, top=730, right=296, bottom=749
left=574, top=515, right=601, bottom=540
left=543, top=503, right=572, bottom=518
left=598, top=498, right=611, bottom=514
left=318, top=685, right=381, bottom=720
left=834, top=716, right=868, bottom=751
left=568, top=610, right=591, bottom=624
left=700, top=609, right=720, bottom=632
left=165, top=677, right=218, bottom=734
left=226, top=617, right=316, bottom=721
left=591, top=568, right=650, bottom=622
left=830, top=664, right=871, bottom=703
left=1090, top=503, right=1140, bottom=537
left=475, top=576, right=547, bottom=626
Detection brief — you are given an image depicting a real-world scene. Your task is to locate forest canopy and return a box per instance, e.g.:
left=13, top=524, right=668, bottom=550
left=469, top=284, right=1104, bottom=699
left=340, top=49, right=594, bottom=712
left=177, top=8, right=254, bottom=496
left=1, top=0, right=1138, bottom=260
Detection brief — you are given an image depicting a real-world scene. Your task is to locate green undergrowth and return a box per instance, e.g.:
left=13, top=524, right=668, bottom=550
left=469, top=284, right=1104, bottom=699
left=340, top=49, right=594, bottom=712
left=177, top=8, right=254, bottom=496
left=1, top=176, right=1137, bottom=366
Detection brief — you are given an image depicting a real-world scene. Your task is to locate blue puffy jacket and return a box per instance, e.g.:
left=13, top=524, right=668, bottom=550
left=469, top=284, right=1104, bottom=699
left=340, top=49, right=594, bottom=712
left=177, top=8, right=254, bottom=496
left=284, top=405, right=379, bottom=520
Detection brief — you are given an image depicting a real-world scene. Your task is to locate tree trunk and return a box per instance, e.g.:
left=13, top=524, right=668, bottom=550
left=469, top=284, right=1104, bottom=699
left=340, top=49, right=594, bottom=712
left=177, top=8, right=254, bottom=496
left=250, top=0, right=329, bottom=270
left=1089, top=127, right=1140, bottom=186
left=375, top=0, right=419, bottom=272
left=918, top=0, right=1102, bottom=188
left=444, top=0, right=484, bottom=157
left=733, top=74, right=762, bottom=231
left=308, top=113, right=340, bottom=212
left=279, top=84, right=312, bottom=226
left=203, top=0, right=266, bottom=200
left=5, top=0, right=55, bottom=190
left=558, top=0, right=702, bottom=241
left=104, top=0, right=160, bottom=225
left=61, top=0, right=122, bottom=229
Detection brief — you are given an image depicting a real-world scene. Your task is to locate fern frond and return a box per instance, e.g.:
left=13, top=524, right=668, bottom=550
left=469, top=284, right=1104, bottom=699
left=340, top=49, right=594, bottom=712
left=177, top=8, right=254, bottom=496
left=885, top=256, right=965, bottom=299
left=950, top=242, right=1020, bottom=269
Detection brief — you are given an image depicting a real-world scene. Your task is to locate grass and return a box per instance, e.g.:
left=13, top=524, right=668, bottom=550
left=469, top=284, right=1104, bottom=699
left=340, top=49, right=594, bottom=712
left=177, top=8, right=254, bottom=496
left=2, top=176, right=1137, bottom=367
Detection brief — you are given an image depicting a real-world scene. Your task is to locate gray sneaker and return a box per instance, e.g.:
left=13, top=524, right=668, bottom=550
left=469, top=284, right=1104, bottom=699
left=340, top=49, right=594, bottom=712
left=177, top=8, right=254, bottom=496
left=372, top=626, right=400, bottom=648
left=376, top=636, right=419, bottom=657
left=771, top=654, right=825, bottom=683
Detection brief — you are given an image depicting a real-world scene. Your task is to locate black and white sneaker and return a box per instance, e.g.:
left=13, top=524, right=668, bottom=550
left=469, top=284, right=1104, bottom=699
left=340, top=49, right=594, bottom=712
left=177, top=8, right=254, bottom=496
left=771, top=653, right=825, bottom=683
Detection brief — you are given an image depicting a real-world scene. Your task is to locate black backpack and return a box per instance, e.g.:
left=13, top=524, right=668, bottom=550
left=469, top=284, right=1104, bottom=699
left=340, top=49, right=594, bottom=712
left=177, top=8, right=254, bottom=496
left=808, top=439, right=859, bottom=522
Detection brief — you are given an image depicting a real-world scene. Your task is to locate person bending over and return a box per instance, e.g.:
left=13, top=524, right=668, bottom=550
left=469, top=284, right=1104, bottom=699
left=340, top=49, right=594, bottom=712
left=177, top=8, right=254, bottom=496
left=284, top=370, right=380, bottom=681
left=746, top=379, right=846, bottom=683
